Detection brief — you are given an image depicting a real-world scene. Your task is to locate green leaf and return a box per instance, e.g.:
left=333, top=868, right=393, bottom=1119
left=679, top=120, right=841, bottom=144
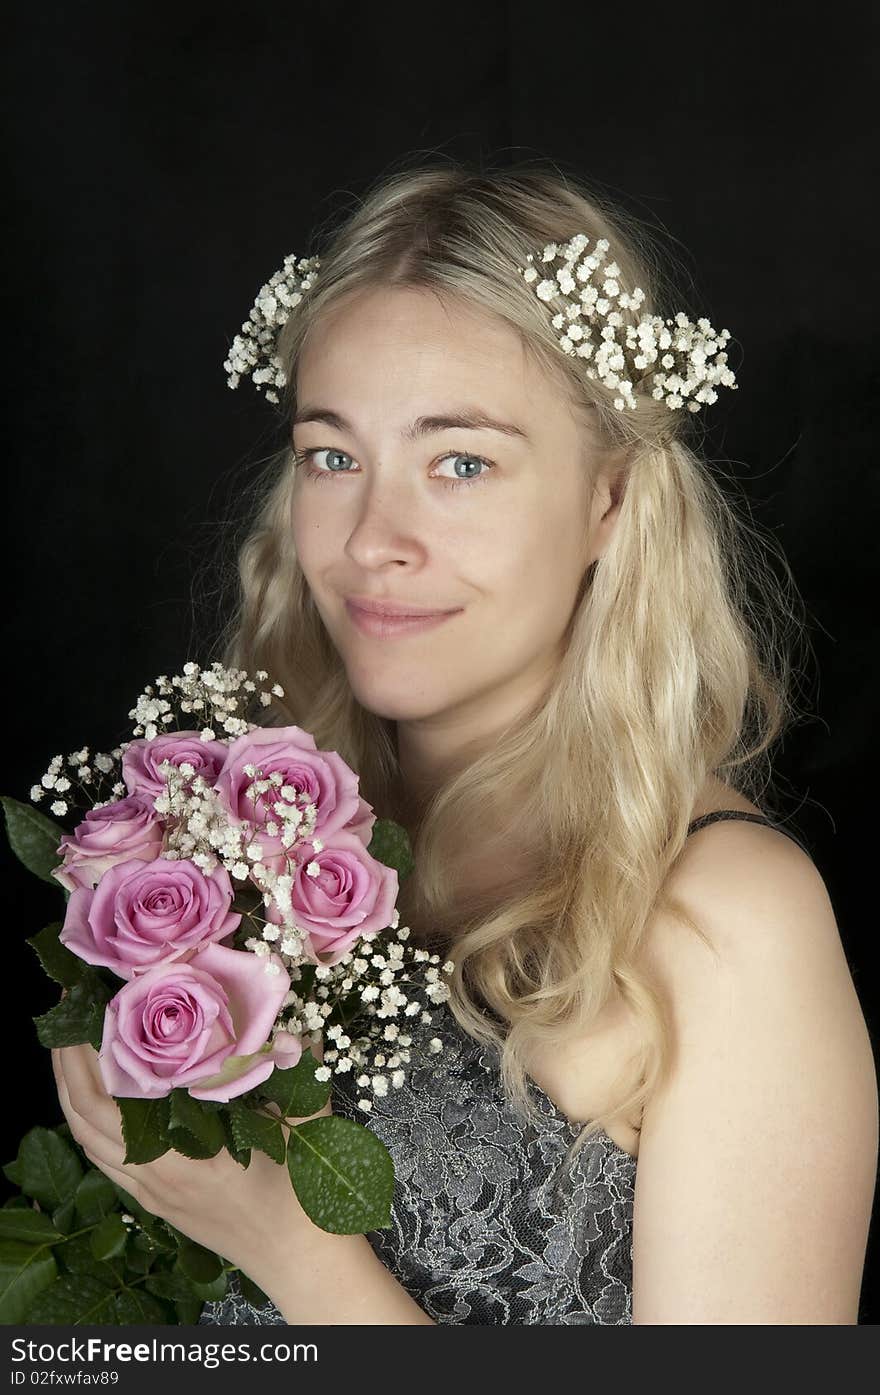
left=238, top=1272, right=272, bottom=1308
left=0, top=1209, right=63, bottom=1244
left=73, top=1169, right=118, bottom=1226
left=166, top=1125, right=221, bottom=1161
left=26, top=922, right=86, bottom=989
left=90, top=1215, right=128, bottom=1261
left=366, top=817, right=414, bottom=882
left=112, top=1288, right=170, bottom=1324
left=257, top=1051, right=330, bottom=1119
left=117, top=1096, right=171, bottom=1164
left=24, top=1273, right=119, bottom=1325
left=287, top=1115, right=394, bottom=1235
left=219, top=1111, right=251, bottom=1168
left=2, top=1196, right=32, bottom=1210
left=13, top=1127, right=83, bottom=1209
left=33, top=972, right=113, bottom=1051
left=176, top=1240, right=223, bottom=1285
left=1, top=795, right=66, bottom=885
left=124, top=1232, right=158, bottom=1275
left=187, top=1270, right=228, bottom=1303
left=1, top=1160, right=23, bottom=1188
left=0, top=1238, right=59, bottom=1323
left=156, top=1219, right=188, bottom=1249
left=107, top=1185, right=175, bottom=1251
left=134, top=1217, right=176, bottom=1253
left=173, top=1295, right=205, bottom=1325
left=55, top=1231, right=125, bottom=1285
left=227, top=1100, right=286, bottom=1164
left=145, top=1269, right=201, bottom=1304
left=51, top=1198, right=78, bottom=1234
left=168, top=1090, right=226, bottom=1155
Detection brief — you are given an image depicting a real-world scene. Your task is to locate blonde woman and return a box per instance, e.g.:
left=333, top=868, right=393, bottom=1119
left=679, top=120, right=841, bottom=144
left=53, top=160, right=878, bottom=1325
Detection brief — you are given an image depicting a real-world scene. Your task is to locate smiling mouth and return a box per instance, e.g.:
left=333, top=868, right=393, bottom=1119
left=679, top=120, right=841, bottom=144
left=344, top=602, right=462, bottom=639
left=344, top=597, right=462, bottom=618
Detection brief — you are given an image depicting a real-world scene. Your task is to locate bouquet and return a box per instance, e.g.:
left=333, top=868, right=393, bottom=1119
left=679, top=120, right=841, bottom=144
left=0, top=662, right=452, bottom=1324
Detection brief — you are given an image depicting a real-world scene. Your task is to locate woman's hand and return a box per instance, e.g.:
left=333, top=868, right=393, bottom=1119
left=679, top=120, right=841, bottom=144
left=48, top=1015, right=436, bottom=1324
left=50, top=1039, right=332, bottom=1288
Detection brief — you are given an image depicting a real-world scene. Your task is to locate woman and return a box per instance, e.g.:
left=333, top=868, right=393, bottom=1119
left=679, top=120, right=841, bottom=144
left=52, top=161, right=878, bottom=1325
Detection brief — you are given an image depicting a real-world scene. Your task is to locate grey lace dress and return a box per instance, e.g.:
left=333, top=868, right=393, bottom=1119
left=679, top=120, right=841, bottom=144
left=198, top=809, right=809, bottom=1326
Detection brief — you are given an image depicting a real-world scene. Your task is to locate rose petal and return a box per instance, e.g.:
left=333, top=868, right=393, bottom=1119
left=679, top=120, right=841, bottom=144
left=185, top=940, right=290, bottom=1056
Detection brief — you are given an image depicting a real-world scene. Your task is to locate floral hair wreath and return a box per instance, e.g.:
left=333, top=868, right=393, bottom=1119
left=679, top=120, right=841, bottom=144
left=223, top=234, right=737, bottom=414
left=223, top=253, right=321, bottom=405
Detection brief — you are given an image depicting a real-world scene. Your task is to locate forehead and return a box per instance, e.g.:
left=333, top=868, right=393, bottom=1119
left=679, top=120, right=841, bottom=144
left=296, top=285, right=562, bottom=418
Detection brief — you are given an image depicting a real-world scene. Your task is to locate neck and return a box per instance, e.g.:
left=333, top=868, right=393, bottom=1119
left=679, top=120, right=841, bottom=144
left=393, top=650, right=561, bottom=816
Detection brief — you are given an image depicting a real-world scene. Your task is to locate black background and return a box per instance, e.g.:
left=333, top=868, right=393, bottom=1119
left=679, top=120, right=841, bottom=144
left=3, top=2, right=878, bottom=1321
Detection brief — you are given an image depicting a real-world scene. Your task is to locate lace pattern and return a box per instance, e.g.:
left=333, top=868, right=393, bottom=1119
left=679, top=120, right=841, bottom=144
left=198, top=1001, right=636, bottom=1326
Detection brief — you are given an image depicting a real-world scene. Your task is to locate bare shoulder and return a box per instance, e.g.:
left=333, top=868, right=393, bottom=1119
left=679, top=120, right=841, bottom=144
left=631, top=801, right=879, bottom=1322
left=645, top=793, right=865, bottom=1051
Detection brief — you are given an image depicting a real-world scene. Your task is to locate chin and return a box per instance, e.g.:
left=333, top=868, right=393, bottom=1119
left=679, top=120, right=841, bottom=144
left=351, top=689, right=443, bottom=723
left=343, top=670, right=447, bottom=723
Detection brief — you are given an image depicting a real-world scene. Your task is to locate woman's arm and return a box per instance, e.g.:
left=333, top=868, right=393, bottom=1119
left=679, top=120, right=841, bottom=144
left=256, top=1228, right=436, bottom=1324
left=51, top=1043, right=437, bottom=1325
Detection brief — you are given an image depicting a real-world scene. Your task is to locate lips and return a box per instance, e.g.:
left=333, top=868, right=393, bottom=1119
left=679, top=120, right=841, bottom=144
left=344, top=600, right=461, bottom=640
left=344, top=597, right=460, bottom=619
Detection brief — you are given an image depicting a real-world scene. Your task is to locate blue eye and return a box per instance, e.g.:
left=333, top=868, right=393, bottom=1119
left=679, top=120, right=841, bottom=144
left=434, top=453, right=494, bottom=489
left=299, top=448, right=354, bottom=479
left=293, top=447, right=495, bottom=492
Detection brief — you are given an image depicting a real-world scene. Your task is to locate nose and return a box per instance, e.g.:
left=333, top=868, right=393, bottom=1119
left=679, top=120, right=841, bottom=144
left=343, top=467, right=428, bottom=572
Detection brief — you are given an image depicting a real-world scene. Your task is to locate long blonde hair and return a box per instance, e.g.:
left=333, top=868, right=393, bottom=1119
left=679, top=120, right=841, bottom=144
left=212, top=157, right=812, bottom=1164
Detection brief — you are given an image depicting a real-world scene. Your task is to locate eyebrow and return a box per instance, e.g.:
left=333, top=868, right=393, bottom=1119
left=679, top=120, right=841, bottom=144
left=291, top=405, right=531, bottom=443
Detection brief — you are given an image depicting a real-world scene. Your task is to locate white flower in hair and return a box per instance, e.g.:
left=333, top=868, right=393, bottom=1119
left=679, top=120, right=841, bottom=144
left=223, top=252, right=321, bottom=404
left=223, top=232, right=736, bottom=417
left=518, top=234, right=737, bottom=413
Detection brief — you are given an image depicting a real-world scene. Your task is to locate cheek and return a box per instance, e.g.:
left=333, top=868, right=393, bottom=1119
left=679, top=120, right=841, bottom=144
left=495, top=508, right=587, bottom=616
left=500, top=497, right=586, bottom=576
left=291, top=492, right=333, bottom=575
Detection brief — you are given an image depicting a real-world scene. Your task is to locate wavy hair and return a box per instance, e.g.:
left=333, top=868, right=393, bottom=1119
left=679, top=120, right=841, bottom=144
left=212, top=157, right=812, bottom=1169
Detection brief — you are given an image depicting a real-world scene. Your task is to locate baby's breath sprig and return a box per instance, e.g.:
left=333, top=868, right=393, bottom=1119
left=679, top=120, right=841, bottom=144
left=153, top=761, right=307, bottom=881
left=129, top=661, right=284, bottom=742
left=28, top=662, right=286, bottom=822
left=519, top=232, right=738, bottom=413
left=224, top=253, right=321, bottom=405
left=29, top=747, right=127, bottom=819
left=265, top=914, right=455, bottom=1112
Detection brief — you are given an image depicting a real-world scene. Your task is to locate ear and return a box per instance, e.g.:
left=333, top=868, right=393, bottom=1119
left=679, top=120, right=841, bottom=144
left=586, top=449, right=629, bottom=565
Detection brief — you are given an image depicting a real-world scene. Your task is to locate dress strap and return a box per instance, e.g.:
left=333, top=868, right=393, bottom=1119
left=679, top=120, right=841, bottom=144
left=686, top=809, right=810, bottom=855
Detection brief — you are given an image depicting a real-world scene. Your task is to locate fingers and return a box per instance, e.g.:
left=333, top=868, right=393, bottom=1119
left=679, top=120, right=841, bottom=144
left=54, top=1058, right=98, bottom=1161
left=57, top=1043, right=113, bottom=1119
left=76, top=1150, right=133, bottom=1197
left=54, top=1055, right=144, bottom=1202
left=52, top=1044, right=129, bottom=1170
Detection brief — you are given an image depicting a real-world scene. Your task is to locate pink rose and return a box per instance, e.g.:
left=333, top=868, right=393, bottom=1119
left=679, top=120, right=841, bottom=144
left=54, top=794, right=164, bottom=894
left=213, top=725, right=370, bottom=862
left=122, top=732, right=228, bottom=800
left=98, top=942, right=297, bottom=1102
left=268, top=829, right=398, bottom=965
left=59, top=857, right=241, bottom=980
left=343, top=794, right=379, bottom=847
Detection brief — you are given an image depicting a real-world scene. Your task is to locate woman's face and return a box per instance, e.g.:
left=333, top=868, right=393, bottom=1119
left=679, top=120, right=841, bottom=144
left=290, top=285, right=618, bottom=738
